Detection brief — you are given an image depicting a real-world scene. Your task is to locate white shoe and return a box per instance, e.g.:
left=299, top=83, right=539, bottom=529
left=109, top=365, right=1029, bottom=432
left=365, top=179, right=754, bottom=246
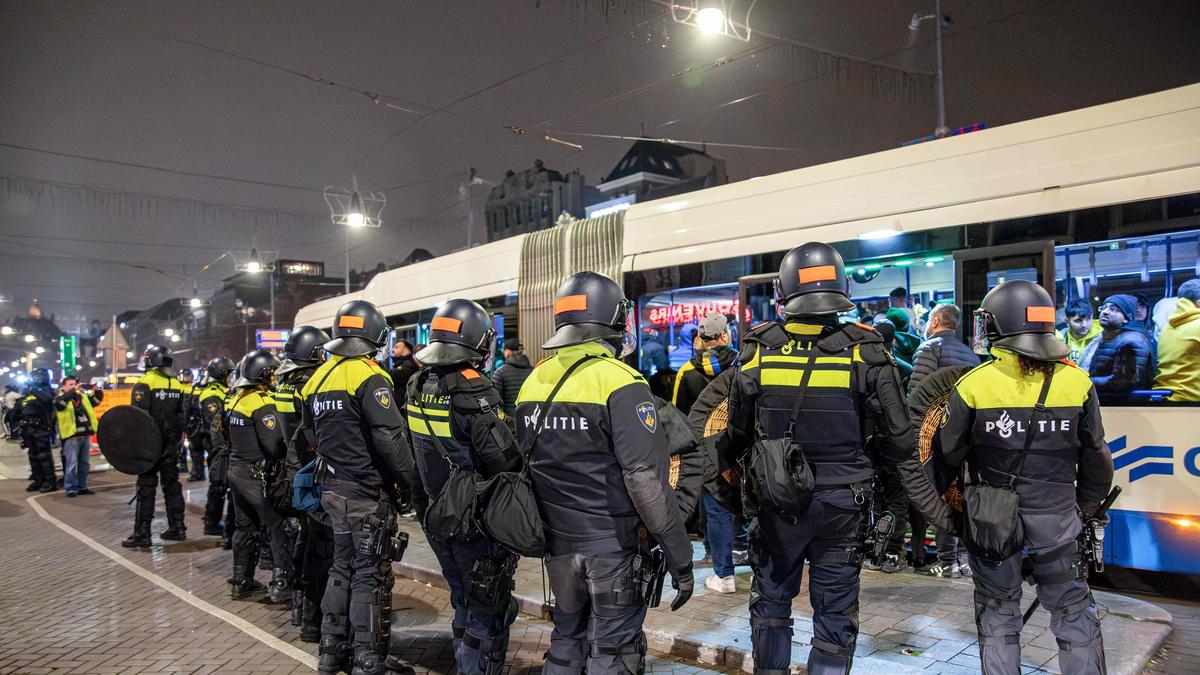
left=705, top=573, right=737, bottom=594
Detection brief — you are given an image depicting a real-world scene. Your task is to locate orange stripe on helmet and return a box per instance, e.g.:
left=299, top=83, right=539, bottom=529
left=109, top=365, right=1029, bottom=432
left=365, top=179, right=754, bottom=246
left=431, top=316, right=463, bottom=332
left=1026, top=306, right=1056, bottom=323
left=555, top=294, right=588, bottom=314
left=798, top=265, right=837, bottom=284
left=338, top=315, right=365, bottom=329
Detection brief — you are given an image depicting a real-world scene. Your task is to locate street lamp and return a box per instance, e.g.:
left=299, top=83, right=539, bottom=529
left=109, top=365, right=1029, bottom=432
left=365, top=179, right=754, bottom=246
left=325, top=177, right=386, bottom=294
left=695, top=1, right=725, bottom=33
left=34, top=345, right=45, bottom=354
left=23, top=334, right=35, bottom=343
left=0, top=326, right=12, bottom=335
left=909, top=1, right=952, bottom=138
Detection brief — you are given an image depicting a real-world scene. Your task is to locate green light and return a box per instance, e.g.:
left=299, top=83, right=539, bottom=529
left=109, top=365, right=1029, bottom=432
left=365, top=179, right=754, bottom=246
left=924, top=256, right=945, bottom=263
left=844, top=266, right=856, bottom=273
left=864, top=263, right=883, bottom=270
left=894, top=260, right=914, bottom=266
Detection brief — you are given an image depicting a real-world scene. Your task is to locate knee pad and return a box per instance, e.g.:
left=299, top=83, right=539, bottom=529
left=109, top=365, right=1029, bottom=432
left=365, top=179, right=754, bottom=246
left=591, top=635, right=646, bottom=675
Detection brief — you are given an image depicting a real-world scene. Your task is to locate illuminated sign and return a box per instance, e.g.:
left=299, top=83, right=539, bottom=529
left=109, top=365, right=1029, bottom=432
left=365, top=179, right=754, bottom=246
left=646, top=299, right=741, bottom=326
left=277, top=260, right=325, bottom=277
left=256, top=329, right=290, bottom=350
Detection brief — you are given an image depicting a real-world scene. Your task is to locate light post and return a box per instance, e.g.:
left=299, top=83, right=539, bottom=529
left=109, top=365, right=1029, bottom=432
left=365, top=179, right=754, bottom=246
left=325, top=178, right=385, bottom=294
left=910, top=1, right=952, bottom=138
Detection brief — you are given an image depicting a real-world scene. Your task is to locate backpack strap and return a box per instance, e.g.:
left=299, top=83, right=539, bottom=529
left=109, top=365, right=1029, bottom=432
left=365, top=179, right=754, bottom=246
left=520, top=355, right=600, bottom=473
left=1009, top=370, right=1056, bottom=485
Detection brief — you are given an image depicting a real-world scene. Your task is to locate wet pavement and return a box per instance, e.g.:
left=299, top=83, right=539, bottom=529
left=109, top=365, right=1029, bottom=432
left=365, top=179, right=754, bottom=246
left=0, top=438, right=1184, bottom=674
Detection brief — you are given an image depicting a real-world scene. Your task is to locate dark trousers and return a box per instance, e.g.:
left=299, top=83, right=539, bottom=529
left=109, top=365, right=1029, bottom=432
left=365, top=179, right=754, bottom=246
left=188, top=433, right=208, bottom=479
left=134, top=431, right=184, bottom=528
left=750, top=489, right=864, bottom=674
left=878, top=464, right=909, bottom=556
left=429, top=534, right=517, bottom=675
left=970, top=544, right=1105, bottom=674
left=22, top=428, right=54, bottom=487
left=228, top=462, right=292, bottom=579
left=320, top=479, right=396, bottom=656
left=909, top=505, right=929, bottom=567
left=204, top=447, right=231, bottom=528
left=295, top=514, right=335, bottom=628
left=543, top=550, right=648, bottom=675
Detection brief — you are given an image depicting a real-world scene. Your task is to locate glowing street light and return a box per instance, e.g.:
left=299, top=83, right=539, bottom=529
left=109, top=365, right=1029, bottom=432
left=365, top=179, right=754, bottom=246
left=35, top=346, right=45, bottom=354
left=0, top=326, right=12, bottom=335
left=345, top=191, right=366, bottom=227
left=696, top=2, right=725, bottom=33
left=163, top=328, right=175, bottom=337
left=23, top=334, right=35, bottom=343
left=126, top=350, right=135, bottom=359
left=170, top=334, right=181, bottom=343
left=88, top=360, right=97, bottom=367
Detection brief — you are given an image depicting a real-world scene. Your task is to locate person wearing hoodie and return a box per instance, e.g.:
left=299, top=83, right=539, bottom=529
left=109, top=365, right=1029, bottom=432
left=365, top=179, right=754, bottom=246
left=1057, top=298, right=1102, bottom=367
left=672, top=313, right=738, bottom=416
left=885, top=307, right=921, bottom=366
left=1089, top=293, right=1155, bottom=394
left=491, top=339, right=532, bottom=417
left=1155, top=279, right=1200, bottom=401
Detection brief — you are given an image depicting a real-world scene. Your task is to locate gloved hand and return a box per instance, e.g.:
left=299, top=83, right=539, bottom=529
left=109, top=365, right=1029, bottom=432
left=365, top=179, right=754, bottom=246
left=670, top=564, right=694, bottom=611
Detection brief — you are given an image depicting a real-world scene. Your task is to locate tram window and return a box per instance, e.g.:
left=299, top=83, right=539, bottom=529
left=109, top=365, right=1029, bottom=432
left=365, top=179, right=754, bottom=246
left=637, top=284, right=740, bottom=375
left=846, top=256, right=954, bottom=333
left=1055, top=229, right=1200, bottom=404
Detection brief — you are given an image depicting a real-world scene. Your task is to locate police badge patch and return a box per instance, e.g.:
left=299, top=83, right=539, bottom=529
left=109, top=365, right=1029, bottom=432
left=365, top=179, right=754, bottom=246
left=635, top=402, right=657, bottom=433
left=134, top=389, right=144, bottom=403
left=373, top=387, right=392, bottom=409
left=263, top=414, right=277, bottom=430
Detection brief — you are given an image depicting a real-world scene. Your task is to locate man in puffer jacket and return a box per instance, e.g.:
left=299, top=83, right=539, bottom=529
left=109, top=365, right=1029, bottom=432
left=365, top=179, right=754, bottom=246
left=1089, top=294, right=1155, bottom=394
left=491, top=339, right=532, bottom=417
left=907, top=303, right=980, bottom=578
left=909, top=304, right=980, bottom=393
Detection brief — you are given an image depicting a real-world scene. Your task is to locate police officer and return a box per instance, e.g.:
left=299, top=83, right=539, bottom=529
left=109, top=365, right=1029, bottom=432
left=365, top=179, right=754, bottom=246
left=178, top=368, right=203, bottom=479
left=939, top=280, right=1112, bottom=674
left=723, top=243, right=913, bottom=674
left=301, top=300, right=417, bottom=675
left=17, top=369, right=56, bottom=493
left=123, top=345, right=188, bottom=547
left=274, top=326, right=334, bottom=642
left=197, top=356, right=235, bottom=536
left=407, top=299, right=520, bottom=675
left=516, top=271, right=694, bottom=675
left=226, top=350, right=292, bottom=600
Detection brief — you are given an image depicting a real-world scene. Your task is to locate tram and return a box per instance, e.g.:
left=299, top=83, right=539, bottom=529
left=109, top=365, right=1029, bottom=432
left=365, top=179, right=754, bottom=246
left=296, top=83, right=1200, bottom=582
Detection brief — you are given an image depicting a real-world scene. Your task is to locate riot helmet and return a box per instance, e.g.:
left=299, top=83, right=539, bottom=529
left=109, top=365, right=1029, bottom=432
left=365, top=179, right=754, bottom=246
left=178, top=369, right=194, bottom=384
left=29, top=368, right=50, bottom=387
left=206, top=356, right=236, bottom=383
left=972, top=279, right=1069, bottom=361
left=277, top=325, right=330, bottom=376
left=542, top=271, right=636, bottom=356
left=325, top=300, right=388, bottom=357
left=142, top=344, right=173, bottom=370
left=415, top=299, right=495, bottom=366
left=775, top=242, right=856, bottom=317
left=231, top=350, right=280, bottom=389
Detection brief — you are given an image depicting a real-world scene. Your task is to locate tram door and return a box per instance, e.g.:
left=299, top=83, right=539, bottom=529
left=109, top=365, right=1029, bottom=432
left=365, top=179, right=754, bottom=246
left=737, top=272, right=778, bottom=340
left=954, top=241, right=1057, bottom=346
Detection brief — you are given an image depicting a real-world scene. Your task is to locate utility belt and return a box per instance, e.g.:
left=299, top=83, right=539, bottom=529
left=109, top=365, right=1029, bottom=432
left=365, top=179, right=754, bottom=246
left=357, top=499, right=409, bottom=562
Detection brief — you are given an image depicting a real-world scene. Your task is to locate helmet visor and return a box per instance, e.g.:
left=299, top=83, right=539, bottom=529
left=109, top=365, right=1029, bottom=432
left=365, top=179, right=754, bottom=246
left=616, top=299, right=637, bottom=359
left=972, top=310, right=995, bottom=356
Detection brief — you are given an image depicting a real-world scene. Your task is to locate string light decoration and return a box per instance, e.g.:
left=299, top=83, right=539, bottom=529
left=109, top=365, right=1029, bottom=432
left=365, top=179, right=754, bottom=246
left=670, top=0, right=756, bottom=42
left=324, top=177, right=386, bottom=228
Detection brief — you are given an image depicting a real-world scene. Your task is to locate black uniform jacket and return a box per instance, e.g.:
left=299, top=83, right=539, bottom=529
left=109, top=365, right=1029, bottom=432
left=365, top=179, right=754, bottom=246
left=939, top=349, right=1113, bottom=549
left=227, top=389, right=287, bottom=464
left=274, top=370, right=316, bottom=468
left=132, top=369, right=185, bottom=435
left=724, top=320, right=915, bottom=487
left=406, top=364, right=519, bottom=499
left=301, top=355, right=415, bottom=492
left=515, top=342, right=692, bottom=573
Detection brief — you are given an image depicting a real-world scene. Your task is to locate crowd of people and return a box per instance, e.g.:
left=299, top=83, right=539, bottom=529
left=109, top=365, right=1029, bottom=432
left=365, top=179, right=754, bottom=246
left=7, top=241, right=1123, bottom=675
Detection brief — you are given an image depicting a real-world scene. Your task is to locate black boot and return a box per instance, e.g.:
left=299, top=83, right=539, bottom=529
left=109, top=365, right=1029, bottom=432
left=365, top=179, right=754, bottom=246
left=292, top=589, right=306, bottom=627
left=269, top=569, right=293, bottom=604
left=230, top=577, right=266, bottom=600
left=319, top=635, right=352, bottom=675
left=350, top=646, right=414, bottom=675
left=300, top=597, right=322, bottom=643
left=122, top=495, right=153, bottom=548
left=25, top=480, right=42, bottom=492
left=203, top=520, right=224, bottom=536
left=161, top=510, right=187, bottom=541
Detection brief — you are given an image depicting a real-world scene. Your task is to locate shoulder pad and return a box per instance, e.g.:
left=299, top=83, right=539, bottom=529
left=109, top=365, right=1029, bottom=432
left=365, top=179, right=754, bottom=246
left=742, top=321, right=789, bottom=349
left=817, top=323, right=883, bottom=354
left=439, top=367, right=493, bottom=395
left=451, top=386, right=503, bottom=414
left=856, top=341, right=895, bottom=367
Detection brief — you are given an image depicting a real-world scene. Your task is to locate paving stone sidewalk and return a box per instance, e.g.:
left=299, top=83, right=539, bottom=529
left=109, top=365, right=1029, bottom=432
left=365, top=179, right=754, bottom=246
left=0, top=466, right=729, bottom=674
left=390, top=518, right=1172, bottom=674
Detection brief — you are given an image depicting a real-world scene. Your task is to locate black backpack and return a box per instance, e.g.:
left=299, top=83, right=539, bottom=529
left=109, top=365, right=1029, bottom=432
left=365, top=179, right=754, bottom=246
left=478, top=356, right=597, bottom=557
left=411, top=380, right=481, bottom=543
left=742, top=364, right=817, bottom=519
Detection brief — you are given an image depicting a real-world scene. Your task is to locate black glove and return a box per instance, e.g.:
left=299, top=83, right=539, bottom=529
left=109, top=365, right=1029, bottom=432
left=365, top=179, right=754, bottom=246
left=670, top=564, right=694, bottom=612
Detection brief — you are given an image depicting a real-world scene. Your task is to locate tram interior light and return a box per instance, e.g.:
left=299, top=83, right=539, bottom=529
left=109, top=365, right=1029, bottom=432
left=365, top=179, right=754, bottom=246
left=859, top=227, right=901, bottom=240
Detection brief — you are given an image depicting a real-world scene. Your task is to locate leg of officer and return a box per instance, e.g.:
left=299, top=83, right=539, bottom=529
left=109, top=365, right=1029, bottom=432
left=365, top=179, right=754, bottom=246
left=27, top=429, right=56, bottom=492
left=750, top=511, right=809, bottom=673
left=123, top=461, right=160, bottom=547
left=203, top=446, right=228, bottom=534
left=159, top=432, right=187, bottom=538
left=544, top=553, right=590, bottom=674
left=228, top=464, right=265, bottom=597
left=805, top=489, right=866, bottom=674
left=1029, top=547, right=1105, bottom=674
left=968, top=551, right=1024, bottom=674
left=429, top=538, right=472, bottom=659
left=300, top=515, right=335, bottom=640
left=461, top=542, right=517, bottom=675
left=320, top=503, right=355, bottom=673
left=347, top=495, right=401, bottom=673
left=585, top=554, right=648, bottom=675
